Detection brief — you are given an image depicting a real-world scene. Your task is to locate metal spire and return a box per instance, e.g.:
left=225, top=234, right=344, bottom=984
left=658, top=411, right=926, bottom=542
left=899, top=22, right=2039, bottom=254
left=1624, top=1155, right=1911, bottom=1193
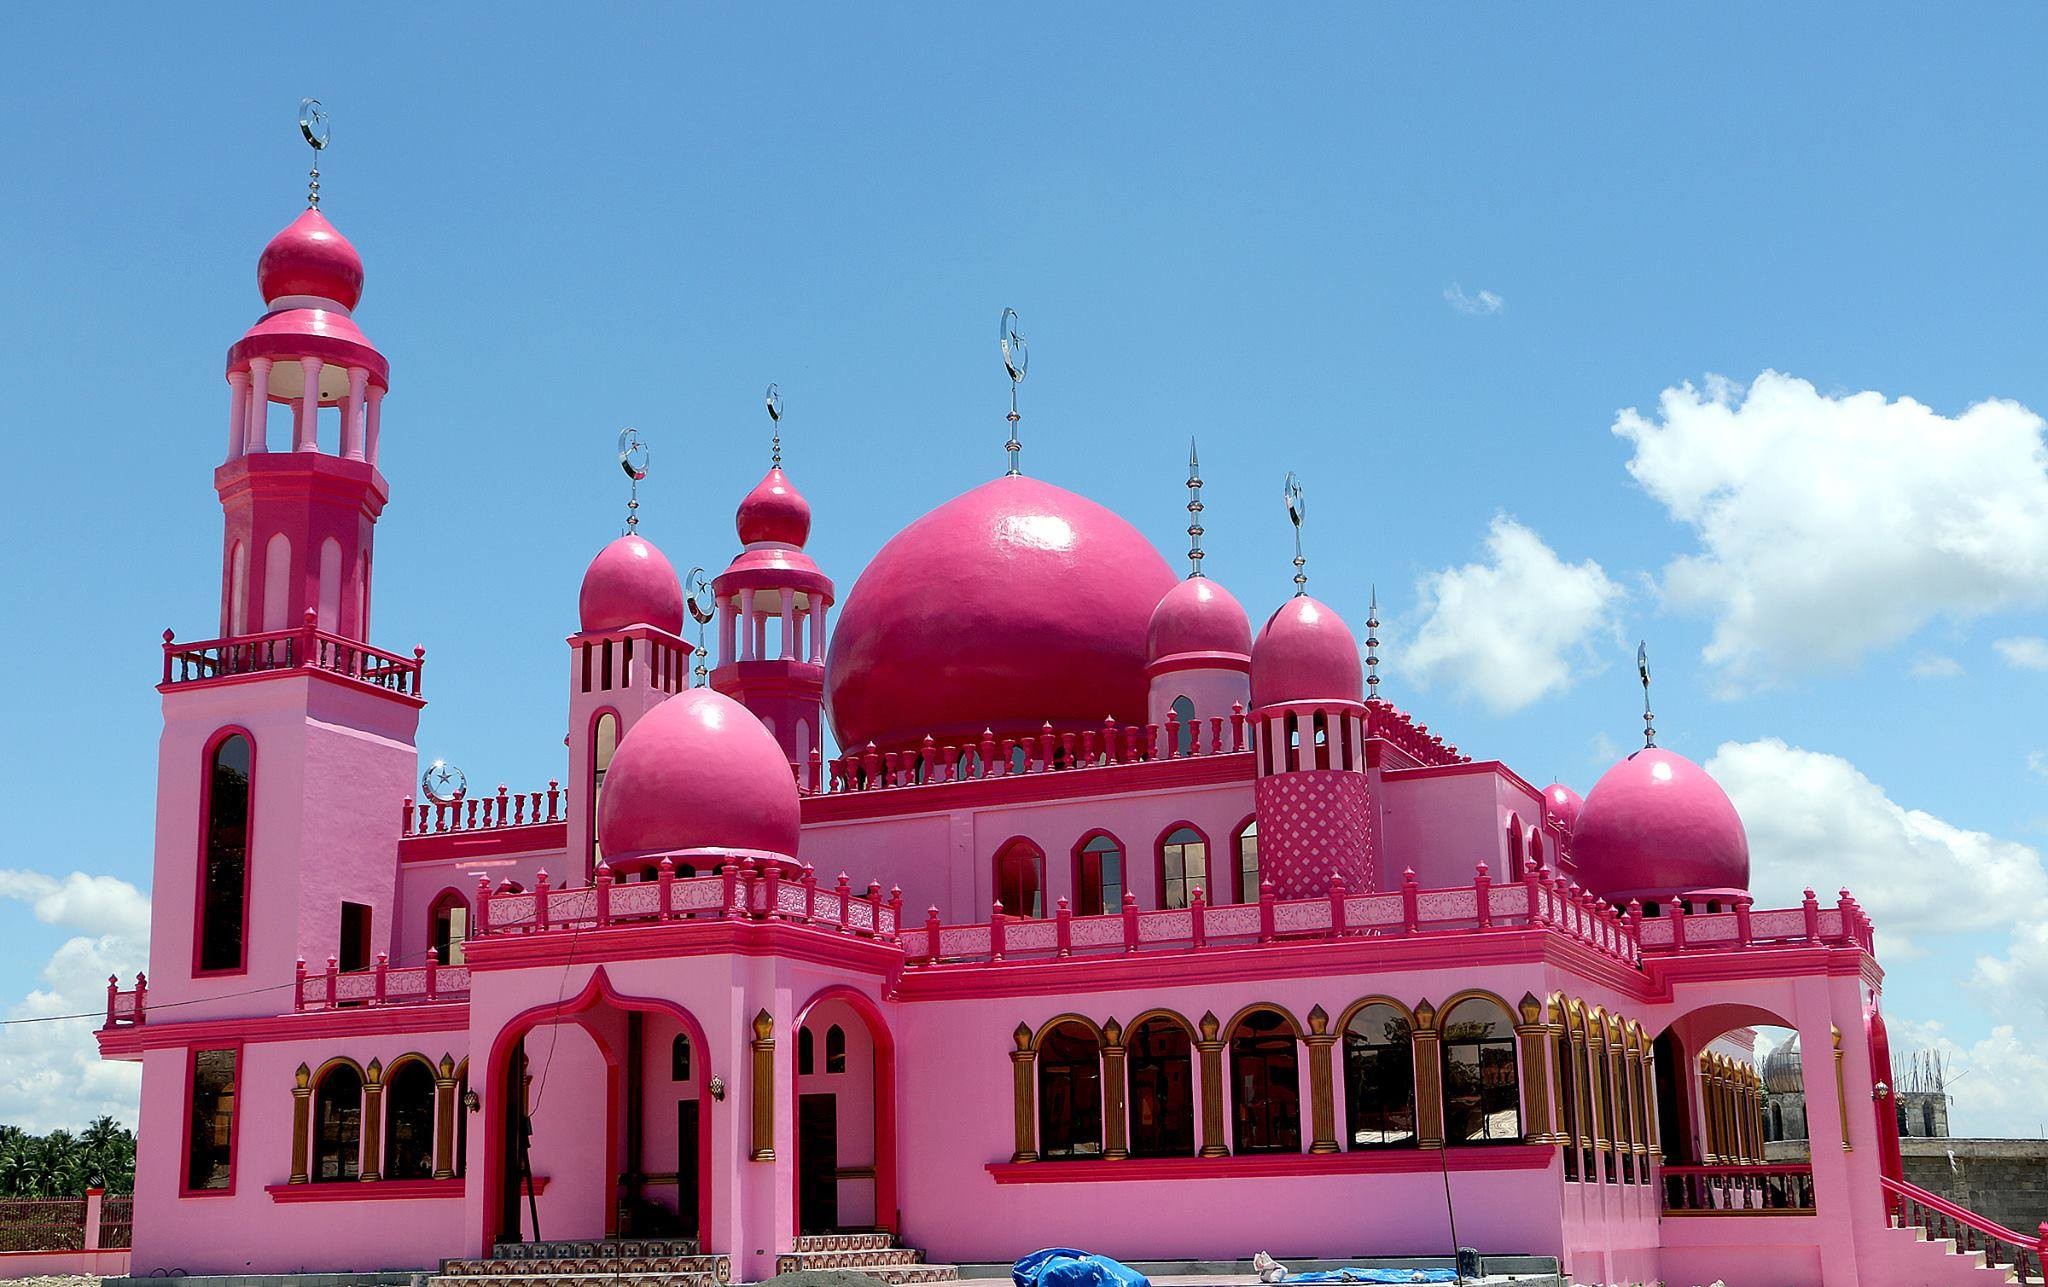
left=1185, top=438, right=1206, bottom=577
left=1283, top=472, right=1308, bottom=595
left=298, top=99, right=330, bottom=208
left=617, top=428, right=649, bottom=536
left=1637, top=640, right=1657, bottom=748
left=765, top=384, right=784, bottom=466
left=999, top=308, right=1028, bottom=475
left=686, top=568, right=714, bottom=686
left=1366, top=586, right=1382, bottom=701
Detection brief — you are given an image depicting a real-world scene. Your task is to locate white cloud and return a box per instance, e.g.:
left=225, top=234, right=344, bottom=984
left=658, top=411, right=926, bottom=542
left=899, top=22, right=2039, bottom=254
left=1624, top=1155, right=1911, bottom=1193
left=1908, top=653, right=1962, bottom=679
left=1443, top=283, right=1505, bottom=316
left=0, top=868, right=149, bottom=1130
left=1886, top=1017, right=2048, bottom=1138
left=1402, top=516, right=1625, bottom=713
left=2029, top=751, right=2048, bottom=783
left=1994, top=636, right=2048, bottom=671
left=1969, top=919, right=2048, bottom=1031
left=1614, top=372, right=2048, bottom=691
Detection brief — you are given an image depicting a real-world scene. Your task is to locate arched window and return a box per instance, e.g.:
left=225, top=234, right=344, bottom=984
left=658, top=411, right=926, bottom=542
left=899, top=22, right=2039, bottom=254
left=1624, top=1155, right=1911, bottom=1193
left=797, top=1027, right=814, bottom=1076
left=1036, top=1021, right=1103, bottom=1159
left=1342, top=1003, right=1415, bottom=1148
left=1074, top=833, right=1124, bottom=917
left=429, top=892, right=468, bottom=966
left=1231, top=1010, right=1301, bottom=1153
left=198, top=733, right=253, bottom=973
left=1442, top=997, right=1520, bottom=1143
left=1159, top=826, right=1209, bottom=910
left=1170, top=695, right=1196, bottom=754
left=312, top=1063, right=364, bottom=1182
left=382, top=1060, right=436, bottom=1180
left=1234, top=820, right=1259, bottom=904
left=317, top=537, right=343, bottom=633
left=995, top=839, right=1045, bottom=918
left=672, top=1034, right=692, bottom=1082
left=1127, top=1015, right=1196, bottom=1158
left=261, top=532, right=291, bottom=631
left=591, top=712, right=620, bottom=864
left=228, top=541, right=248, bottom=637
left=825, top=1025, right=847, bottom=1074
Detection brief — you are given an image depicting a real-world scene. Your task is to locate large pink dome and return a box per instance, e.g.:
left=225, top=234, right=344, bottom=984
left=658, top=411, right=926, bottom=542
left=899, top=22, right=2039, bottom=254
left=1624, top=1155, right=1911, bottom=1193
left=1148, top=577, right=1253, bottom=664
left=579, top=535, right=684, bottom=635
left=1250, top=595, right=1364, bottom=708
left=1572, top=747, right=1749, bottom=903
left=596, top=688, right=800, bottom=861
left=257, top=209, right=364, bottom=310
left=825, top=474, right=1177, bottom=752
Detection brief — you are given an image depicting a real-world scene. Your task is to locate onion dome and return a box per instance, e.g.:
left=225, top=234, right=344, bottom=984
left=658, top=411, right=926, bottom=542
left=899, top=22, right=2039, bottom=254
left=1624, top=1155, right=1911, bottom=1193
left=579, top=534, right=684, bottom=635
left=595, top=688, right=800, bottom=862
left=1249, top=595, right=1364, bottom=709
left=1572, top=747, right=1750, bottom=904
left=825, top=474, right=1178, bottom=752
left=1761, top=1036, right=1803, bottom=1094
left=257, top=209, right=365, bottom=310
left=736, top=466, right=812, bottom=547
left=1147, top=577, right=1253, bottom=670
left=1543, top=782, right=1584, bottom=833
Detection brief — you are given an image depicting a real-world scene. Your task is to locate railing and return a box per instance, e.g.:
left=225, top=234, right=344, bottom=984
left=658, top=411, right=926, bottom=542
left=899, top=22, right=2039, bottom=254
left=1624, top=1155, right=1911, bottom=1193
left=1636, top=888, right=1874, bottom=955
left=162, top=611, right=424, bottom=698
left=293, top=953, right=471, bottom=1011
left=403, top=783, right=567, bottom=836
left=102, top=973, right=145, bottom=1028
left=473, top=861, right=901, bottom=943
left=1661, top=1164, right=1816, bottom=1214
left=1885, top=1176, right=2048, bottom=1282
left=906, top=863, right=1642, bottom=968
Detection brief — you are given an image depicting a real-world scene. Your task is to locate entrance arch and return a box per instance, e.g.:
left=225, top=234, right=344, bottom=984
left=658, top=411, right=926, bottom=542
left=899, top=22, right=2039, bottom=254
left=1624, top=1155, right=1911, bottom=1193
left=791, top=985, right=897, bottom=1236
left=480, top=968, right=715, bottom=1251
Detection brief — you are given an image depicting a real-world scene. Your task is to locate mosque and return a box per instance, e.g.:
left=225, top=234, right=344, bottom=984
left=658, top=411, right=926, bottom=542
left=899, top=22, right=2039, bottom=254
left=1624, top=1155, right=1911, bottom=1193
left=94, top=136, right=2037, bottom=1287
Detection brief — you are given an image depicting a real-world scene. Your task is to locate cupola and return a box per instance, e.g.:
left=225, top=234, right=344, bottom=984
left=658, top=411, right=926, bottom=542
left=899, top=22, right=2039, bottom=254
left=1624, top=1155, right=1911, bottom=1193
left=594, top=688, right=802, bottom=865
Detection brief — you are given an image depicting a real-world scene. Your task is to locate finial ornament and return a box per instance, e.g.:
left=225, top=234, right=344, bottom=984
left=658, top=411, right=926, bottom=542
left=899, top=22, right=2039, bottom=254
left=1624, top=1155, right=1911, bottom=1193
left=1185, top=438, right=1206, bottom=577
left=685, top=568, right=715, bottom=686
left=617, top=427, right=650, bottom=535
left=298, top=98, right=330, bottom=208
left=1637, top=640, right=1656, bottom=748
left=1366, top=585, right=1382, bottom=701
left=999, top=307, right=1028, bottom=476
left=421, top=759, right=467, bottom=804
left=765, top=384, right=784, bottom=467
left=1283, top=471, right=1308, bottom=595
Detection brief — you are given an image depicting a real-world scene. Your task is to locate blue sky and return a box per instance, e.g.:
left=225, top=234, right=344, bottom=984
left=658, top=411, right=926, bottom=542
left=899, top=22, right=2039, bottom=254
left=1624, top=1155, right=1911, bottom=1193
left=1, top=7, right=2043, bottom=1134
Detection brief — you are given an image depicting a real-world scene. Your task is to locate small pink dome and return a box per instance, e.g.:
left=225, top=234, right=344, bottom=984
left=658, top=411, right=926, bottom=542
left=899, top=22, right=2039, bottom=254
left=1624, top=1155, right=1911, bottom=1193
left=736, top=467, right=811, bottom=547
left=595, top=689, right=800, bottom=860
left=257, top=209, right=364, bottom=310
left=1148, top=577, right=1253, bottom=663
left=1573, top=747, right=1749, bottom=903
left=1250, top=595, right=1364, bottom=708
left=579, top=535, right=684, bottom=635
left=1543, top=782, right=1583, bottom=833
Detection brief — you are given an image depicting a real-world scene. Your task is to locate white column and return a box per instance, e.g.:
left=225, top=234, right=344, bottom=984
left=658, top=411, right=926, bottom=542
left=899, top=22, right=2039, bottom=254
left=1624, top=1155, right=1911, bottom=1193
left=739, top=589, right=757, bottom=661
left=718, top=599, right=737, bottom=666
left=365, top=384, right=385, bottom=466
left=245, top=358, right=272, bottom=453
left=779, top=594, right=796, bottom=661
left=342, top=367, right=368, bottom=460
left=296, top=357, right=322, bottom=452
left=226, top=371, right=250, bottom=462
left=809, top=601, right=828, bottom=664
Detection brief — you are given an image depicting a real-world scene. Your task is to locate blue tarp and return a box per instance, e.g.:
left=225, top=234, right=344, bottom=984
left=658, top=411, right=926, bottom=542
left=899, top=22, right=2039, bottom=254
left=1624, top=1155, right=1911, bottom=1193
left=1012, top=1248, right=1151, bottom=1287
left=1281, top=1272, right=1461, bottom=1284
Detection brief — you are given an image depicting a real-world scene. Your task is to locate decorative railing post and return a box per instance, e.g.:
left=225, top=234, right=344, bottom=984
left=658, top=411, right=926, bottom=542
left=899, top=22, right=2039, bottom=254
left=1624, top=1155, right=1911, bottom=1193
left=990, top=901, right=1007, bottom=962
left=1670, top=897, right=1688, bottom=950
left=1055, top=896, right=1072, bottom=957
left=1525, top=865, right=1545, bottom=926
left=1122, top=890, right=1140, bottom=953
left=657, top=856, right=674, bottom=921
left=1329, top=870, right=1348, bottom=936
left=534, top=869, right=551, bottom=931
left=721, top=863, right=739, bottom=918
left=1259, top=877, right=1276, bottom=942
left=1402, top=868, right=1420, bottom=933
left=595, top=863, right=614, bottom=928
left=1197, top=1011, right=1229, bottom=1157
left=761, top=863, right=781, bottom=922
left=1101, top=1017, right=1128, bottom=1160
left=297, top=608, right=318, bottom=673
left=865, top=881, right=883, bottom=936
left=1803, top=887, right=1823, bottom=945
left=1010, top=1023, right=1038, bottom=1162
left=373, top=951, right=389, bottom=1004
left=425, top=947, right=440, bottom=1000
left=1413, top=998, right=1444, bottom=1149
left=1163, top=710, right=1180, bottom=759
left=324, top=955, right=338, bottom=1008
left=1306, top=1005, right=1339, bottom=1154
left=750, top=1009, right=777, bottom=1161
left=105, top=974, right=118, bottom=1027
left=1190, top=886, right=1208, bottom=950
left=924, top=907, right=942, bottom=961
left=133, top=972, right=147, bottom=1024
left=1474, top=862, right=1493, bottom=930
left=887, top=886, right=903, bottom=943
left=835, top=871, right=851, bottom=932
left=1835, top=889, right=1856, bottom=944
left=1230, top=701, right=1246, bottom=752
left=475, top=876, right=493, bottom=936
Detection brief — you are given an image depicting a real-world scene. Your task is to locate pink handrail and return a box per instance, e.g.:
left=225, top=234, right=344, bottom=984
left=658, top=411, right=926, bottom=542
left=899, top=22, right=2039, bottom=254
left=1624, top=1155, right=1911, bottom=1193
left=1883, top=1176, right=2047, bottom=1281
left=162, top=611, right=424, bottom=698
left=403, top=782, right=566, bottom=836
left=472, top=860, right=904, bottom=945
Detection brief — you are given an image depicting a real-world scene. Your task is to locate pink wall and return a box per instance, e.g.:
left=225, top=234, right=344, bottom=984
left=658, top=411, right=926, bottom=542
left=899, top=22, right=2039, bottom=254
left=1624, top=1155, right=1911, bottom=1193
left=799, top=997, right=878, bottom=1228
left=1377, top=764, right=1540, bottom=891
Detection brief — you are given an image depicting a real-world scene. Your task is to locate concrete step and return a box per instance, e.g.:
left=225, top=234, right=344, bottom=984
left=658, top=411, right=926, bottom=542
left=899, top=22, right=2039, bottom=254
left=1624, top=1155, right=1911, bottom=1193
left=489, top=1239, right=702, bottom=1261
left=774, top=1249, right=927, bottom=1271
left=441, top=1258, right=723, bottom=1277
left=789, top=1233, right=898, bottom=1253
left=430, top=1276, right=718, bottom=1287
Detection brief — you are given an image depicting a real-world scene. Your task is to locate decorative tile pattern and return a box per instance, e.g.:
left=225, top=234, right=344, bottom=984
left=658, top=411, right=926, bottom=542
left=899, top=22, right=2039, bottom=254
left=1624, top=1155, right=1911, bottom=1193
left=1253, top=770, right=1374, bottom=899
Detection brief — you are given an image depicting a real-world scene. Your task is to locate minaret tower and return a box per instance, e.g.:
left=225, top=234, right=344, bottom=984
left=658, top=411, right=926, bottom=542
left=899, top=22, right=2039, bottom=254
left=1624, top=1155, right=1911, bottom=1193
left=147, top=104, right=422, bottom=1018
left=1144, top=440, right=1252, bottom=736
left=709, top=386, right=836, bottom=782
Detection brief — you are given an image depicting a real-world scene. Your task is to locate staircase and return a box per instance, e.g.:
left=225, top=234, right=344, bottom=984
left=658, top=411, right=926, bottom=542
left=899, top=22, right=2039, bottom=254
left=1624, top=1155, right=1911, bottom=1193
left=1881, top=1222, right=2032, bottom=1285
left=432, top=1237, right=731, bottom=1287
left=1883, top=1176, right=2045, bottom=1286
left=773, top=1232, right=960, bottom=1284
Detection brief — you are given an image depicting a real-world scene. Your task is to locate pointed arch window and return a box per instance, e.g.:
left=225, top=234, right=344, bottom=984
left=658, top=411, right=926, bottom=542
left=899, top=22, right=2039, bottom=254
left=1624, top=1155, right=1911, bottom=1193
left=995, top=839, right=1045, bottom=918
left=1170, top=695, right=1196, bottom=753
left=1126, top=1016, right=1195, bottom=1158
left=1342, top=1003, right=1416, bottom=1148
left=429, top=891, right=468, bottom=966
left=1230, top=1009, right=1301, bottom=1153
left=1234, top=820, right=1259, bottom=904
left=825, top=1024, right=847, bottom=1074
left=1036, top=1021, right=1103, bottom=1159
left=798, top=1026, right=815, bottom=1076
left=1159, top=826, right=1208, bottom=910
left=1074, top=833, right=1124, bottom=916
left=672, top=1034, right=693, bottom=1082
left=591, top=711, right=620, bottom=865
left=198, top=732, right=253, bottom=974
left=382, top=1060, right=436, bottom=1181
left=312, top=1063, right=364, bottom=1182
left=1442, top=997, right=1521, bottom=1143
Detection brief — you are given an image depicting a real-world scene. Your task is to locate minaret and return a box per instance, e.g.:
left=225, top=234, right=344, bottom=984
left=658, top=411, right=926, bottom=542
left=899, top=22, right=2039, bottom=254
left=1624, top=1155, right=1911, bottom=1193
left=709, top=387, right=835, bottom=784
left=148, top=104, right=422, bottom=1017
left=1144, top=440, right=1251, bottom=735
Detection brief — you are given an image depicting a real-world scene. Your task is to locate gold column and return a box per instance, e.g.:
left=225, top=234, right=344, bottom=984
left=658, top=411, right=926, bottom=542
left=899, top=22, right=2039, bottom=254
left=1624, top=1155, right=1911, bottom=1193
left=290, top=1063, right=312, bottom=1184
left=1626, top=1026, right=1649, bottom=1175
left=1832, top=1025, right=1854, bottom=1153
left=750, top=1009, right=776, bottom=1162
left=1514, top=993, right=1554, bottom=1145
left=1305, top=1005, right=1339, bottom=1154
left=1584, top=1016, right=1609, bottom=1176
left=361, top=1058, right=384, bottom=1182
left=1197, top=1011, right=1229, bottom=1157
left=1101, top=1018, right=1128, bottom=1161
left=433, top=1053, right=458, bottom=1180
left=1010, top=1023, right=1038, bottom=1163
left=1643, top=1041, right=1663, bottom=1162
left=1412, top=999, right=1444, bottom=1150
left=1603, top=1016, right=1626, bottom=1180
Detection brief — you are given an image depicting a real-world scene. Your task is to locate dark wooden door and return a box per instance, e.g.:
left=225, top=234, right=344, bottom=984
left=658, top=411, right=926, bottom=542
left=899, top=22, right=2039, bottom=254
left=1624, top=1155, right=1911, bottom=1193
left=798, top=1093, right=839, bottom=1233
left=675, top=1100, right=701, bottom=1238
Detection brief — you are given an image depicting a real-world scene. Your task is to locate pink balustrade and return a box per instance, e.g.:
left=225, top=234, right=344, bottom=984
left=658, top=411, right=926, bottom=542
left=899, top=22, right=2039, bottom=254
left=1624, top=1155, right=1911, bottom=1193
left=1633, top=887, right=1875, bottom=955
left=162, top=611, right=424, bottom=698
left=1884, top=1177, right=2048, bottom=1282
left=1660, top=1164, right=1816, bottom=1214
left=470, top=861, right=903, bottom=944
left=403, top=783, right=567, bottom=837
left=292, top=953, right=471, bottom=1012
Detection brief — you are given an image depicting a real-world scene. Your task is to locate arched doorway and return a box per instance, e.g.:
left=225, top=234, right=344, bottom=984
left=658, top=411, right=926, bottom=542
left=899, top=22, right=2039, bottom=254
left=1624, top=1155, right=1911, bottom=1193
left=792, top=987, right=897, bottom=1237
left=481, top=969, right=715, bottom=1251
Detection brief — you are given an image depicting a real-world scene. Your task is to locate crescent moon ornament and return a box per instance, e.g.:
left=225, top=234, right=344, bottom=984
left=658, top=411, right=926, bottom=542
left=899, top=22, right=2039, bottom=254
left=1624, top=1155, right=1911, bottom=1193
left=764, top=384, right=783, bottom=423
left=999, top=308, right=1029, bottom=384
left=685, top=566, right=716, bottom=626
left=617, top=427, right=650, bottom=481
left=1283, top=472, right=1309, bottom=594
left=298, top=98, right=330, bottom=150
left=421, top=759, right=468, bottom=804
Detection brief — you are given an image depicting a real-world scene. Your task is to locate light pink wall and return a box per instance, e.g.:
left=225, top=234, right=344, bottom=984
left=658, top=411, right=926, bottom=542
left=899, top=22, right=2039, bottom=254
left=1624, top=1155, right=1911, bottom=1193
left=800, top=997, right=877, bottom=1228
left=523, top=1021, right=613, bottom=1242
left=1377, top=764, right=1538, bottom=891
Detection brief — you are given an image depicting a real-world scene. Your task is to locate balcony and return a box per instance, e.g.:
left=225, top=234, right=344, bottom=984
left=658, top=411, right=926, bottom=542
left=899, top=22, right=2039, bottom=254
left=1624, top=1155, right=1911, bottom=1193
left=160, top=611, right=423, bottom=699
